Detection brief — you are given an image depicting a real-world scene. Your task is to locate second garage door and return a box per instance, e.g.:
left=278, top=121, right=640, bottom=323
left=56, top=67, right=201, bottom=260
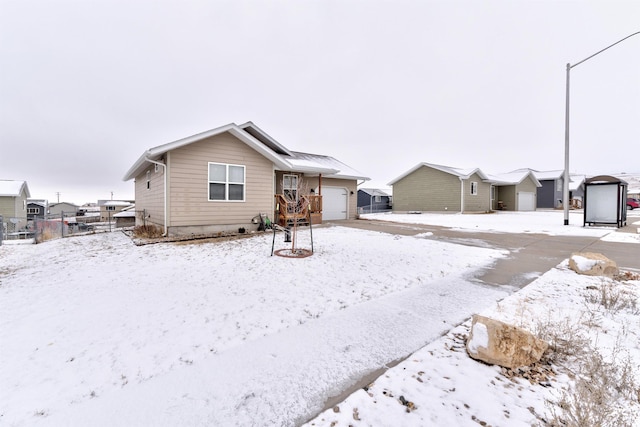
left=517, top=192, right=536, bottom=211
left=322, top=187, right=348, bottom=220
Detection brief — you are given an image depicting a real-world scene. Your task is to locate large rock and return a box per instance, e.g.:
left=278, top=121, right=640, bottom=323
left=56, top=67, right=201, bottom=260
left=569, top=252, right=618, bottom=278
left=466, top=314, right=548, bottom=368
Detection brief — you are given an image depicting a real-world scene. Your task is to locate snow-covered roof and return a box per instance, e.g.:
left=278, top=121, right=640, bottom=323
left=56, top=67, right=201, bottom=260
left=114, top=210, right=135, bottom=218
left=0, top=180, right=30, bottom=197
left=123, top=122, right=369, bottom=182
left=359, top=188, right=391, bottom=197
left=512, top=169, right=588, bottom=189
left=530, top=170, right=564, bottom=180
left=569, top=174, right=586, bottom=191
left=388, top=162, right=491, bottom=185
left=488, top=170, right=541, bottom=187
left=286, top=151, right=369, bottom=180
left=104, top=200, right=133, bottom=207
left=49, top=202, right=78, bottom=208
left=27, top=199, right=48, bottom=207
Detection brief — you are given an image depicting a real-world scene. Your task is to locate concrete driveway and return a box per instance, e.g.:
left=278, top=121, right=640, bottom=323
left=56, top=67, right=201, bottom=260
left=332, top=218, right=640, bottom=289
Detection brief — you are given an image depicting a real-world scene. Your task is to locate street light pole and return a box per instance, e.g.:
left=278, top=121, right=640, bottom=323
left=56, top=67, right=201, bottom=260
left=563, top=62, right=571, bottom=225
left=563, top=31, right=640, bottom=225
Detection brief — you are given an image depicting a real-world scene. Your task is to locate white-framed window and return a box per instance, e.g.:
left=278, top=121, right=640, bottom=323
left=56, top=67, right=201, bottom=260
left=146, top=170, right=151, bottom=190
left=106, top=206, right=116, bottom=211
left=374, top=195, right=381, bottom=203
left=27, top=207, right=40, bottom=214
left=208, top=162, right=245, bottom=201
left=283, top=174, right=298, bottom=201
left=470, top=181, right=478, bottom=195
left=556, top=178, right=563, bottom=192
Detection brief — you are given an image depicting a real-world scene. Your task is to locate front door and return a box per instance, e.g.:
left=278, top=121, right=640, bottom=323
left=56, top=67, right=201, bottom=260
left=283, top=174, right=298, bottom=202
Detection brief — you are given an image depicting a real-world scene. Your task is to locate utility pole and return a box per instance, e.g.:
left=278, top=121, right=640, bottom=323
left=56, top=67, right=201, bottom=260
left=563, top=30, right=640, bottom=225
left=56, top=192, right=61, bottom=203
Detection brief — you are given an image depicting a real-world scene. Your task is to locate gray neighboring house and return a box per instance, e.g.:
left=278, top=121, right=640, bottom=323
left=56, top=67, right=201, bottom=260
left=388, top=163, right=494, bottom=213
left=27, top=199, right=48, bottom=220
left=525, top=169, right=564, bottom=209
left=123, top=121, right=369, bottom=236
left=357, top=188, right=392, bottom=213
left=0, top=180, right=31, bottom=230
left=48, top=202, right=79, bottom=218
left=515, top=169, right=585, bottom=209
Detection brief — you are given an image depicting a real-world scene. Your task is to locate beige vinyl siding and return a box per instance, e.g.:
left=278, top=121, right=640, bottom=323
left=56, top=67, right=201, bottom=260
left=17, top=192, right=27, bottom=219
left=306, top=177, right=358, bottom=220
left=134, top=162, right=165, bottom=227
left=496, top=186, right=516, bottom=211
left=0, top=197, right=15, bottom=218
left=515, top=176, right=538, bottom=210
left=392, top=166, right=461, bottom=212
left=0, top=190, right=28, bottom=229
left=168, top=132, right=274, bottom=227
left=494, top=176, right=538, bottom=211
left=462, top=172, right=492, bottom=212
left=519, top=176, right=538, bottom=193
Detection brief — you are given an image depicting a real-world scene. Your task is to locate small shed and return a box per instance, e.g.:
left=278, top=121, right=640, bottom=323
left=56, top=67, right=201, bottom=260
left=583, top=175, right=628, bottom=228
left=114, top=206, right=136, bottom=228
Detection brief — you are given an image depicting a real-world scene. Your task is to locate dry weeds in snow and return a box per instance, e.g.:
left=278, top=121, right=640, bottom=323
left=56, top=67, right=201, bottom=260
left=305, top=267, right=640, bottom=427
left=541, top=275, right=640, bottom=427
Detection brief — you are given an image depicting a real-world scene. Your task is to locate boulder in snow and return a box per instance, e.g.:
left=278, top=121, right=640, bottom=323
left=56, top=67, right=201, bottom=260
left=466, top=314, right=548, bottom=368
left=569, top=252, right=618, bottom=278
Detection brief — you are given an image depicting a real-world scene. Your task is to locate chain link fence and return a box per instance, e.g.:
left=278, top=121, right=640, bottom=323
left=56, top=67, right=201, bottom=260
left=1, top=210, right=146, bottom=245
left=0, top=214, right=31, bottom=244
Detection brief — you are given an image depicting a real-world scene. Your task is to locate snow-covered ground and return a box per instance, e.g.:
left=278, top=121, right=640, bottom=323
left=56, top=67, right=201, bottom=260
left=305, top=263, right=640, bottom=426
left=1, top=210, right=639, bottom=426
left=361, top=209, right=640, bottom=243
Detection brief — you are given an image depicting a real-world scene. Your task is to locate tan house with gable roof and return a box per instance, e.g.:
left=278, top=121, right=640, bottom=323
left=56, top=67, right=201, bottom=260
left=0, top=180, right=31, bottom=231
left=389, top=163, right=494, bottom=213
left=488, top=170, right=541, bottom=211
left=389, top=163, right=542, bottom=213
left=123, top=122, right=369, bottom=236
left=100, top=200, right=134, bottom=221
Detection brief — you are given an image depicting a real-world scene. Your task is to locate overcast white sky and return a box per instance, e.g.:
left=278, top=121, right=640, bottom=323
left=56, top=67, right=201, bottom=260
left=1, top=1, right=639, bottom=205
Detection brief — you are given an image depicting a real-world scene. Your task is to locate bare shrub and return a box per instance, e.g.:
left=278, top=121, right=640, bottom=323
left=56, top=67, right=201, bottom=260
left=545, top=347, right=639, bottom=427
left=133, top=224, right=163, bottom=239
left=586, top=282, right=638, bottom=315
left=533, top=315, right=590, bottom=363
left=540, top=280, right=640, bottom=426
left=39, top=229, right=57, bottom=242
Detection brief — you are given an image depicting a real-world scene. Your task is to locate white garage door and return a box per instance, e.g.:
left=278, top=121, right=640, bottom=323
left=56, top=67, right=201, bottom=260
left=322, top=187, right=348, bottom=220
left=517, top=192, right=536, bottom=211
